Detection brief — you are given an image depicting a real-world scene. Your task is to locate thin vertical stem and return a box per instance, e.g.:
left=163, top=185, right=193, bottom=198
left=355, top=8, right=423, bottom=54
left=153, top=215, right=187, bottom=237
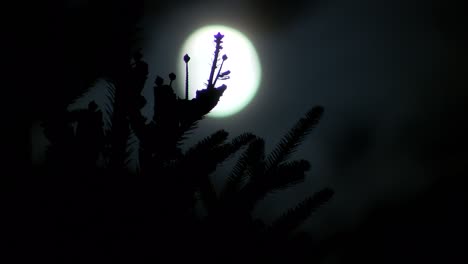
left=185, top=62, right=189, bottom=100
left=212, top=60, right=224, bottom=88
left=207, top=32, right=224, bottom=89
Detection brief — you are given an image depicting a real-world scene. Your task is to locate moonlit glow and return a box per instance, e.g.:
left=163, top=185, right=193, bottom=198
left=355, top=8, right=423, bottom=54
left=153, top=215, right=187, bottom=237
left=179, top=25, right=262, bottom=118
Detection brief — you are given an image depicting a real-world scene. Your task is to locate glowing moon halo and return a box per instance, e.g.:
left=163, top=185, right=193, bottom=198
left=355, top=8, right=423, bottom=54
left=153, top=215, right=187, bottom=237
left=179, top=25, right=261, bottom=118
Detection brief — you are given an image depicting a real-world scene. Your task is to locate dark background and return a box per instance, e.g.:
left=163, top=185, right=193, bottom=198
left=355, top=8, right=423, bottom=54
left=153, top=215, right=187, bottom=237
left=14, top=0, right=467, bottom=262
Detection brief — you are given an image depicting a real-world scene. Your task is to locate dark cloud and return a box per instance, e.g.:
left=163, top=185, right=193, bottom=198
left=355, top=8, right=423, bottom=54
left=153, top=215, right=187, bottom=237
left=246, top=0, right=321, bottom=31
left=142, top=0, right=320, bottom=32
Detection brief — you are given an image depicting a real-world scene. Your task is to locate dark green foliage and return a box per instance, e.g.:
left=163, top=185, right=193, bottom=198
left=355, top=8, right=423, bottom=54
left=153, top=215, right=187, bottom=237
left=221, top=137, right=265, bottom=202
left=268, top=159, right=311, bottom=191
left=124, top=127, right=138, bottom=168
left=184, top=129, right=229, bottom=160
left=103, top=81, right=116, bottom=133
left=193, top=107, right=333, bottom=262
left=37, top=32, right=333, bottom=263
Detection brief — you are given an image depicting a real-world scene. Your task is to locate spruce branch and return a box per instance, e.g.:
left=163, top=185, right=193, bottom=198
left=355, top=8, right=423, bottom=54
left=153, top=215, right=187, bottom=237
left=268, top=188, right=334, bottom=236
left=265, top=106, right=324, bottom=171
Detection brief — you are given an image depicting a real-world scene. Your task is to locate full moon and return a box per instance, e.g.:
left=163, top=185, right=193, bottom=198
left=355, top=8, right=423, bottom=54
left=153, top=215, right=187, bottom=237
left=179, top=25, right=262, bottom=118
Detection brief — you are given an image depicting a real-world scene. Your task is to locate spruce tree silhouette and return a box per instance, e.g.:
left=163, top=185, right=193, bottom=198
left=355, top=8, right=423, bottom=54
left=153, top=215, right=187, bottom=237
left=190, top=107, right=334, bottom=263
left=33, top=31, right=334, bottom=263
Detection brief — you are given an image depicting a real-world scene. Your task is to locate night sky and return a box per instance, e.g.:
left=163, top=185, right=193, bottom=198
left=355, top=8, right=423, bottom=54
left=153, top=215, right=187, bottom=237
left=22, top=0, right=466, bottom=262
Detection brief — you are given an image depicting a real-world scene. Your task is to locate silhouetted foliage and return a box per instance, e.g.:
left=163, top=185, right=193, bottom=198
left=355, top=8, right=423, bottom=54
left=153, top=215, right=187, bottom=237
left=34, top=31, right=333, bottom=263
